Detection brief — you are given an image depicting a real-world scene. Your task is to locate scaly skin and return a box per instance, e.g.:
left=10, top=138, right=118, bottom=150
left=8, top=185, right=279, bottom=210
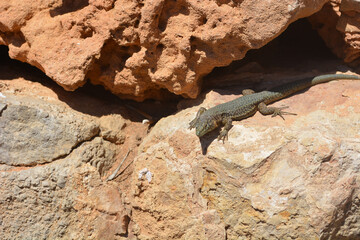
left=189, top=74, right=360, bottom=141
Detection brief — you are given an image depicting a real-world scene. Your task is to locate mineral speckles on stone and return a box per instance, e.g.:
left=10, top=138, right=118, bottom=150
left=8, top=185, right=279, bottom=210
left=138, top=168, right=152, bottom=183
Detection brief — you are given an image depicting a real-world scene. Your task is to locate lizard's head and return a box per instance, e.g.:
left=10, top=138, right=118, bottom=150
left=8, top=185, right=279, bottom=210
left=195, top=117, right=218, bottom=137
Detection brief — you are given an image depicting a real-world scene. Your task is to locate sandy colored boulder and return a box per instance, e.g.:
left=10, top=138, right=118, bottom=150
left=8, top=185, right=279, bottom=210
left=130, top=72, right=360, bottom=239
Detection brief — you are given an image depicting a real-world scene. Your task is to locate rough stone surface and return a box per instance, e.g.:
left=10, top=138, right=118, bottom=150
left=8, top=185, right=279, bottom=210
left=130, top=71, right=360, bottom=239
left=309, top=0, right=360, bottom=63
left=2, top=62, right=360, bottom=238
left=0, top=159, right=131, bottom=240
left=99, top=115, right=127, bottom=144
left=0, top=95, right=99, bottom=166
left=0, top=0, right=342, bottom=100
left=0, top=76, right=148, bottom=240
left=2, top=3, right=360, bottom=237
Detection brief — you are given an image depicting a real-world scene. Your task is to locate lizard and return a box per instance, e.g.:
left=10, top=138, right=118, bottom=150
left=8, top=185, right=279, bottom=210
left=189, top=73, right=360, bottom=142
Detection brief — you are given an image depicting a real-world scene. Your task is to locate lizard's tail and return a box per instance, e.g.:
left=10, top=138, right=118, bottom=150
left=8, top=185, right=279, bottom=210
left=267, top=73, right=360, bottom=103
left=311, top=74, right=360, bottom=85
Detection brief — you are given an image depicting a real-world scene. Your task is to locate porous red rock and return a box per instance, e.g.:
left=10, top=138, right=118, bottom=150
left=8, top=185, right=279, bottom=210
left=309, top=0, right=360, bottom=63
left=0, top=0, right=342, bottom=101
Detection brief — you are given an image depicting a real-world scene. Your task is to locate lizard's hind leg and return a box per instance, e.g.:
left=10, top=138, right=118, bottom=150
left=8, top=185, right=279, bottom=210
left=258, top=102, right=297, bottom=120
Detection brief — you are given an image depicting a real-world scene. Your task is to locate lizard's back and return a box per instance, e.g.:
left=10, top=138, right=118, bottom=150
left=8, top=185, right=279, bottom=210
left=204, top=91, right=277, bottom=120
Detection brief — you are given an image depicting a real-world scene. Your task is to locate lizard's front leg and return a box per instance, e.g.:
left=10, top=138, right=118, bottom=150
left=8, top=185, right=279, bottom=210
left=189, top=107, right=207, bottom=129
left=258, top=102, right=297, bottom=120
left=217, top=117, right=232, bottom=142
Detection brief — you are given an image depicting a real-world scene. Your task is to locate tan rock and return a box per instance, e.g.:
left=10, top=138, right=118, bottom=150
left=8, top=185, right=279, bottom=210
left=130, top=74, right=360, bottom=239
left=99, top=114, right=127, bottom=144
left=0, top=0, right=332, bottom=100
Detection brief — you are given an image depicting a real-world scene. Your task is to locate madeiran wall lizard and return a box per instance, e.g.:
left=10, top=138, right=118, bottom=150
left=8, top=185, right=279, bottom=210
left=189, top=74, right=360, bottom=141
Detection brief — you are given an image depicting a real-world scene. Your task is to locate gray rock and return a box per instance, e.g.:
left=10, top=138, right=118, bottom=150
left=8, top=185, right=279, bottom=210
left=72, top=137, right=118, bottom=176
left=0, top=92, right=133, bottom=240
left=0, top=95, right=99, bottom=166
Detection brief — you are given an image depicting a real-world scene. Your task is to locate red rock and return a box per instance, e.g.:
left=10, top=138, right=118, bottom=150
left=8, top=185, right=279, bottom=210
left=309, top=0, right=360, bottom=63
left=0, top=0, right=341, bottom=101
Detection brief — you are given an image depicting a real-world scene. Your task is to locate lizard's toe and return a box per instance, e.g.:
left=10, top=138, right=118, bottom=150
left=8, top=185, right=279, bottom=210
left=217, top=131, right=228, bottom=143
left=271, top=106, right=297, bottom=120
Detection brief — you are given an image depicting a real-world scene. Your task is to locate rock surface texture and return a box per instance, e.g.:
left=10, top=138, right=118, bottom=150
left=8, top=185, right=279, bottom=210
left=2, top=0, right=360, bottom=239
left=131, top=72, right=360, bottom=239
left=309, top=0, right=360, bottom=63
left=1, top=0, right=359, bottom=100
left=0, top=76, right=149, bottom=239
left=3, top=69, right=359, bottom=239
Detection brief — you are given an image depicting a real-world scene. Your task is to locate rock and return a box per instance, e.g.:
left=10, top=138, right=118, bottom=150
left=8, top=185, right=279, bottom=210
left=99, top=114, right=127, bottom=144
left=0, top=158, right=131, bottom=240
left=72, top=136, right=118, bottom=177
left=130, top=73, right=360, bottom=239
left=0, top=94, right=99, bottom=166
left=2, top=3, right=360, bottom=237
left=0, top=76, right=148, bottom=239
left=0, top=0, right=336, bottom=100
left=0, top=104, right=6, bottom=114
left=309, top=1, right=360, bottom=63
